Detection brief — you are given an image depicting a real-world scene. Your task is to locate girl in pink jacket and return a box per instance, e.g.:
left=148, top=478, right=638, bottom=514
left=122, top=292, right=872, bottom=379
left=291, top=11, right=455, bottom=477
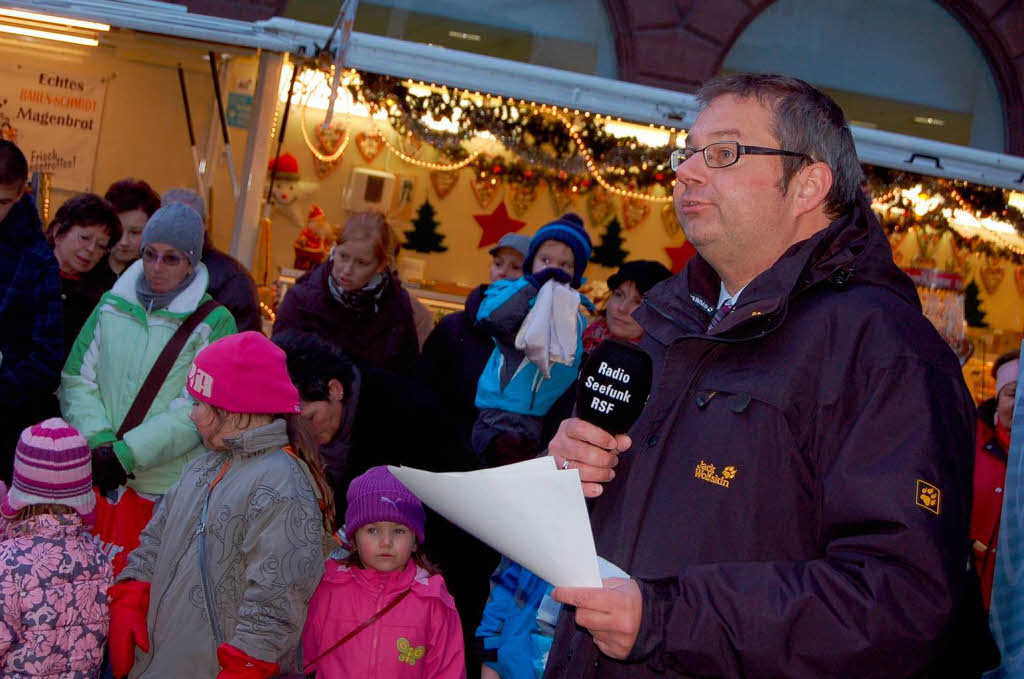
left=302, top=466, right=466, bottom=678
left=0, top=418, right=112, bottom=677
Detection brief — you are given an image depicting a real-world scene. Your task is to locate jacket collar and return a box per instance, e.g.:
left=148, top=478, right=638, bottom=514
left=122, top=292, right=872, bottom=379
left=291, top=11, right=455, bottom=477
left=332, top=558, right=432, bottom=591
left=222, top=419, right=290, bottom=458
left=637, top=192, right=918, bottom=345
left=4, top=512, right=83, bottom=540
left=111, top=258, right=210, bottom=315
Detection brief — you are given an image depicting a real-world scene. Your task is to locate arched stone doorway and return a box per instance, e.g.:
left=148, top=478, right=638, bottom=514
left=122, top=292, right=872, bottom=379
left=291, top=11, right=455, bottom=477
left=603, top=0, right=1024, bottom=155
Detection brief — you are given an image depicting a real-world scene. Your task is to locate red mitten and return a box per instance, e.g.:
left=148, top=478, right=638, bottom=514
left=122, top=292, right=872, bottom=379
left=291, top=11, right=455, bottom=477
left=108, top=580, right=151, bottom=678
left=216, top=643, right=281, bottom=679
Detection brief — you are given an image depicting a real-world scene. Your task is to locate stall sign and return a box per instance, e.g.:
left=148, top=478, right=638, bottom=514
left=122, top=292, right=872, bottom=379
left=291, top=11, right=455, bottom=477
left=0, top=65, right=108, bottom=191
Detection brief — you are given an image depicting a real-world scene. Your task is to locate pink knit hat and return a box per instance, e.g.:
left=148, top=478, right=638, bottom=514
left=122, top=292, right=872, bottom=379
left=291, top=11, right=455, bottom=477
left=2, top=418, right=95, bottom=522
left=187, top=331, right=301, bottom=414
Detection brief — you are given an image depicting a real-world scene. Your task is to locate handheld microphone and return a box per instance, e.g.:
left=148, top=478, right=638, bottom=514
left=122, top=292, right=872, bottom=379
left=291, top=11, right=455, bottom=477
left=575, top=340, right=653, bottom=435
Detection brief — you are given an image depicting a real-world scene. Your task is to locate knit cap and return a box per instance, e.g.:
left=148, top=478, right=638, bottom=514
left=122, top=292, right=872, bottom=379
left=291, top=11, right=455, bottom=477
left=345, top=466, right=426, bottom=544
left=141, top=202, right=204, bottom=267
left=162, top=187, right=207, bottom=221
left=1, top=418, right=95, bottom=522
left=607, top=260, right=673, bottom=295
left=187, top=331, right=301, bottom=414
left=525, top=212, right=592, bottom=288
left=489, top=232, right=530, bottom=260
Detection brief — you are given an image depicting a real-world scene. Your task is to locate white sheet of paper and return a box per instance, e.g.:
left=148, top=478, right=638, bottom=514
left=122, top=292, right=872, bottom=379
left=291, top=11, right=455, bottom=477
left=389, top=457, right=603, bottom=587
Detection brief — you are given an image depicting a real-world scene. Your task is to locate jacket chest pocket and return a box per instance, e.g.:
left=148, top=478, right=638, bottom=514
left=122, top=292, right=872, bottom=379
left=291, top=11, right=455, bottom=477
left=379, top=623, right=430, bottom=677
left=632, top=380, right=818, bottom=569
left=686, top=377, right=806, bottom=476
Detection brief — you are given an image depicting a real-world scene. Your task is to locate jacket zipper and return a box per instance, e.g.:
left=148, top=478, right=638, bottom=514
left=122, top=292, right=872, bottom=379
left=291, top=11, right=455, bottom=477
left=620, top=339, right=722, bottom=564
left=370, top=583, right=383, bottom=675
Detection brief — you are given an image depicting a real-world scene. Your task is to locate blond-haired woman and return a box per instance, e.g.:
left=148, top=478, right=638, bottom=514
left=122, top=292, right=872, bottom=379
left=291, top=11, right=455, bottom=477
left=273, top=211, right=419, bottom=375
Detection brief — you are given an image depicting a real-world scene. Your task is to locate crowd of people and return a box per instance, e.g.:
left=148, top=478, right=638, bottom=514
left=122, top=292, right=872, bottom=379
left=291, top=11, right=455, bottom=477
left=0, top=71, right=1018, bottom=678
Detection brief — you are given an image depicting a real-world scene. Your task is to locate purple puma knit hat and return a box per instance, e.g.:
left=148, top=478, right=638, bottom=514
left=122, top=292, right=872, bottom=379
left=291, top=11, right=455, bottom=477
left=345, top=466, right=426, bottom=544
left=2, top=418, right=95, bottom=522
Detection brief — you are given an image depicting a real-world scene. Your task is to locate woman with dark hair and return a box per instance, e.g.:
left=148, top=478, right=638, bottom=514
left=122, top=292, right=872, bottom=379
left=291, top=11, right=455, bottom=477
left=582, top=260, right=672, bottom=352
left=273, top=211, right=419, bottom=376
left=47, top=193, right=122, bottom=358
left=103, top=178, right=162, bottom=276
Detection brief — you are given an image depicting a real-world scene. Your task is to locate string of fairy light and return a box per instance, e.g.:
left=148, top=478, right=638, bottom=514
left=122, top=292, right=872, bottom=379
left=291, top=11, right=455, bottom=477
left=290, top=66, right=679, bottom=202
left=279, top=64, right=1024, bottom=258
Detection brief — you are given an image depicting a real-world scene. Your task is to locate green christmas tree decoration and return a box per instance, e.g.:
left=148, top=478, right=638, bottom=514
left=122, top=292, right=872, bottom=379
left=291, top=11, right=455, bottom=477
left=403, top=199, right=448, bottom=253
left=964, top=280, right=988, bottom=328
left=590, top=217, right=629, bottom=267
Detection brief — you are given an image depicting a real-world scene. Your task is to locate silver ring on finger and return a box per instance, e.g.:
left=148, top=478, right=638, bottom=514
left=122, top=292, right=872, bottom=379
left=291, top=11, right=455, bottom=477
left=562, top=459, right=571, bottom=470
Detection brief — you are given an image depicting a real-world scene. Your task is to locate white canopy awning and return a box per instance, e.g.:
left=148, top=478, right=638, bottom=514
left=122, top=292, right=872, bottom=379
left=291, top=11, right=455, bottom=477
left=7, top=0, right=1024, bottom=191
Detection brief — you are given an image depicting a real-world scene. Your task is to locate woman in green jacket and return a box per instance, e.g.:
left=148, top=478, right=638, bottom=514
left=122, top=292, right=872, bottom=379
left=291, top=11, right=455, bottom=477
left=60, top=202, right=236, bottom=572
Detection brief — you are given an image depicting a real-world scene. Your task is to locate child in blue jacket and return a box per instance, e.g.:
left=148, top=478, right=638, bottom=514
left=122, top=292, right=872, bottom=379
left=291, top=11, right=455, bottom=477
left=471, top=213, right=592, bottom=466
left=476, top=558, right=561, bottom=679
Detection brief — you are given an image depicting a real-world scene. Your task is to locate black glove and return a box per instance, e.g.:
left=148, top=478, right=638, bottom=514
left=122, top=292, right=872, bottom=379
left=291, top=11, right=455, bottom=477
left=525, top=267, right=572, bottom=288
left=92, top=445, right=129, bottom=495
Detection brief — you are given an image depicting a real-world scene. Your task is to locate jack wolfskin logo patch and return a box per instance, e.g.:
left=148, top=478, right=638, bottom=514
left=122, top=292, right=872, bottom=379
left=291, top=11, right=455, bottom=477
left=695, top=460, right=736, bottom=488
left=397, top=637, right=425, bottom=665
left=916, top=479, right=941, bottom=515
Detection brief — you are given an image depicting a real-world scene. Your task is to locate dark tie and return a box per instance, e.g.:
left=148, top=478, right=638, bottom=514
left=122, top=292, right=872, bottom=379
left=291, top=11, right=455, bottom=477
left=707, top=302, right=733, bottom=331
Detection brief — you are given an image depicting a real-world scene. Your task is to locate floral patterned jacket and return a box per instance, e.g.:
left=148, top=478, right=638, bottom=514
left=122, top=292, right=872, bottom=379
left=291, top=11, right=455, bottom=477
left=0, top=513, right=112, bottom=677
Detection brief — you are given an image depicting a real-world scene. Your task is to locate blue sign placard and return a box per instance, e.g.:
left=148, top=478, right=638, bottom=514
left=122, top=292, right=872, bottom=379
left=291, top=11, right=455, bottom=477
left=226, top=92, right=253, bottom=130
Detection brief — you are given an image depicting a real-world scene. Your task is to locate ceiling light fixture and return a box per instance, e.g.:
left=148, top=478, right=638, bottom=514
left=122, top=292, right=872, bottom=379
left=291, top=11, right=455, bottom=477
left=0, top=8, right=109, bottom=31
left=0, top=23, right=98, bottom=46
left=447, top=30, right=481, bottom=42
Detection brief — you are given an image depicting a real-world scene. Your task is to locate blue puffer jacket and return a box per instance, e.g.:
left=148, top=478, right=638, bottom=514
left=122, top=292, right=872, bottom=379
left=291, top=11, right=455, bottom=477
left=474, top=277, right=587, bottom=416
left=476, top=559, right=558, bottom=679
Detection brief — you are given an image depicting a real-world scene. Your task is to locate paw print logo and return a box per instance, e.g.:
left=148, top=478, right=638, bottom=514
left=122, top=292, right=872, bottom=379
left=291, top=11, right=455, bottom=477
left=919, top=487, right=937, bottom=507
left=915, top=479, right=941, bottom=515
left=721, top=466, right=737, bottom=480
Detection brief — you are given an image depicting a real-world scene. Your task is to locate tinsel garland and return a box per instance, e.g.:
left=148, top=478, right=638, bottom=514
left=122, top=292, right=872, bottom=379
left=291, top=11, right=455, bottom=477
left=325, top=71, right=1024, bottom=256
left=865, top=165, right=1024, bottom=262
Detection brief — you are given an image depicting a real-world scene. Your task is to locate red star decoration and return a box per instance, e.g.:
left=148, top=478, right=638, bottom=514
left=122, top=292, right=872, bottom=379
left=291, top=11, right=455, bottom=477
left=474, top=202, right=526, bottom=248
left=665, top=241, right=697, bottom=273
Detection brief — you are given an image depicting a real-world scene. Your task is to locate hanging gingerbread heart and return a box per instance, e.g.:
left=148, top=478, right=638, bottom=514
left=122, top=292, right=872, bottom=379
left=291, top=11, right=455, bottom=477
left=396, top=134, right=422, bottom=159
left=1014, top=265, right=1024, bottom=297
left=622, top=197, right=651, bottom=230
left=430, top=171, right=458, bottom=199
left=587, top=189, right=615, bottom=228
left=979, top=255, right=1005, bottom=295
left=661, top=204, right=683, bottom=240
left=945, top=239, right=973, bottom=281
left=312, top=123, right=348, bottom=179
left=548, top=183, right=574, bottom=215
left=509, top=182, right=538, bottom=218
left=316, top=123, right=347, bottom=156
left=355, top=132, right=384, bottom=164
left=470, top=174, right=502, bottom=210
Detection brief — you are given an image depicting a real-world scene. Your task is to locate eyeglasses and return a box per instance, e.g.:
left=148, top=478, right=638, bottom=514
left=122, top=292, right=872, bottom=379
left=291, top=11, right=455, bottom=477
left=73, top=230, right=110, bottom=253
left=141, top=247, right=185, bottom=267
left=670, top=141, right=812, bottom=170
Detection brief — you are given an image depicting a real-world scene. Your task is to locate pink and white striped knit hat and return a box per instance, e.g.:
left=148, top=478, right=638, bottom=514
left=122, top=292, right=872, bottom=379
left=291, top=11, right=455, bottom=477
left=1, top=418, right=95, bottom=522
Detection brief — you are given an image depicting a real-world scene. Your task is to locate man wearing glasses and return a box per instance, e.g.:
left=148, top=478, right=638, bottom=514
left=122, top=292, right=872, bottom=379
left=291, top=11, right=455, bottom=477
left=546, top=74, right=978, bottom=677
